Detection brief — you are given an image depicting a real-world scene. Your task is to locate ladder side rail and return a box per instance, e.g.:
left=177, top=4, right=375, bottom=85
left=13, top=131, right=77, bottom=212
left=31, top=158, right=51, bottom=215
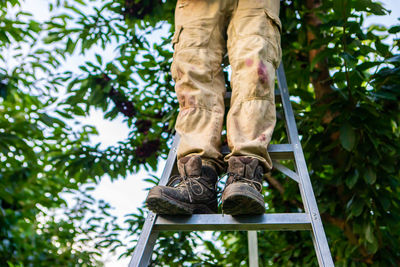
left=129, top=135, right=181, bottom=267
left=276, top=64, right=334, bottom=267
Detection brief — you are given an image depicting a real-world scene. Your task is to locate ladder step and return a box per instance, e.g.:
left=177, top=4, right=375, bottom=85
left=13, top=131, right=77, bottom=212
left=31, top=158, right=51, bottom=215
left=221, top=144, right=294, bottom=160
left=154, top=213, right=311, bottom=231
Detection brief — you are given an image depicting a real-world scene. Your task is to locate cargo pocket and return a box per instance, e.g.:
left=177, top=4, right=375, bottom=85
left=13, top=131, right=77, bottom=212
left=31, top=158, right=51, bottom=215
left=264, top=9, right=282, bottom=33
left=264, top=9, right=282, bottom=68
left=172, top=25, right=183, bottom=49
left=171, top=26, right=183, bottom=82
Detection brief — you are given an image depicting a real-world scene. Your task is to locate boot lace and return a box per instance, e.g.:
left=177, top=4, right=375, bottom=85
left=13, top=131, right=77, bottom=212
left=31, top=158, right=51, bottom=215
left=166, top=175, right=215, bottom=203
left=224, top=172, right=263, bottom=192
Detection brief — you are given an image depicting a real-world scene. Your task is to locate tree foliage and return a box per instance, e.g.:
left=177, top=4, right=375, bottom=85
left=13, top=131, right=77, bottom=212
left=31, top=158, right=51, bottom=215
left=1, top=0, right=399, bottom=266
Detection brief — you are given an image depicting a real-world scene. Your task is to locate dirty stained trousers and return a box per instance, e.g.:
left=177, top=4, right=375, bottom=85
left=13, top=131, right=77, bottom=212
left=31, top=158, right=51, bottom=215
left=171, top=0, right=282, bottom=173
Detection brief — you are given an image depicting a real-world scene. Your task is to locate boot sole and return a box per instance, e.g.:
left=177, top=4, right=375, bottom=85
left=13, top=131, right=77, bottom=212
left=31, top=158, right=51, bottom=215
left=222, top=184, right=265, bottom=215
left=146, top=193, right=216, bottom=215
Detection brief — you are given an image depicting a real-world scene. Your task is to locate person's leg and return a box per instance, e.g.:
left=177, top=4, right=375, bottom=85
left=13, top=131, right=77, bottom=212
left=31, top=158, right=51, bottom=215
left=226, top=0, right=281, bottom=172
left=222, top=0, right=282, bottom=215
left=172, top=0, right=230, bottom=173
left=146, top=0, right=230, bottom=214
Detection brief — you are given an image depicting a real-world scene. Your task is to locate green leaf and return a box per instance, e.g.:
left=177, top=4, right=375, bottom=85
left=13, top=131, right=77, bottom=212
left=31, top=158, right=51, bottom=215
left=95, top=54, right=102, bottom=65
left=345, top=170, right=359, bottom=189
left=364, top=167, right=376, bottom=184
left=340, top=123, right=356, bottom=151
left=39, top=113, right=55, bottom=126
left=388, top=25, right=400, bottom=34
left=379, top=195, right=391, bottom=211
left=386, top=55, right=400, bottom=63
left=0, top=83, right=7, bottom=99
left=372, top=91, right=397, bottom=101
left=340, top=52, right=358, bottom=68
left=66, top=38, right=77, bottom=54
left=352, top=198, right=364, bottom=217
left=365, top=224, right=374, bottom=243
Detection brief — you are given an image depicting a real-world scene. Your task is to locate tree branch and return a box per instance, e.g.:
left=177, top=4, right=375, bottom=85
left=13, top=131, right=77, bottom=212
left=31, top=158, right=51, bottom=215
left=265, top=173, right=303, bottom=209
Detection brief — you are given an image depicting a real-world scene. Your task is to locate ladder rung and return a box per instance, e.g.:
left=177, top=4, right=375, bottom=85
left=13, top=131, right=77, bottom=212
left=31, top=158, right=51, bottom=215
left=221, top=144, right=294, bottom=160
left=154, top=213, right=311, bottom=231
left=224, top=90, right=281, bottom=105
left=269, top=144, right=295, bottom=160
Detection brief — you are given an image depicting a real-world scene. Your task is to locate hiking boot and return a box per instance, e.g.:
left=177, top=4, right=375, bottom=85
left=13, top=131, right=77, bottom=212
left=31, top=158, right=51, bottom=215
left=146, top=156, right=218, bottom=215
left=221, top=156, right=265, bottom=215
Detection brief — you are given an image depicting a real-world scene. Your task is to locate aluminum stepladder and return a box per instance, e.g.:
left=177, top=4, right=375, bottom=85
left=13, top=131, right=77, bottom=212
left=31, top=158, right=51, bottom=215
left=129, top=64, right=334, bottom=267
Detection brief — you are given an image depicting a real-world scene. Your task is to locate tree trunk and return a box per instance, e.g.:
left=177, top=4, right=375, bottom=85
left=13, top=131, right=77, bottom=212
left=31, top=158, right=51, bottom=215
left=305, top=0, right=334, bottom=124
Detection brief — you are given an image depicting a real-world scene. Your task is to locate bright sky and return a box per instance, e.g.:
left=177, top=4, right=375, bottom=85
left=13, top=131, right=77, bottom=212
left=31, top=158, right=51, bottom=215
left=17, top=0, right=400, bottom=266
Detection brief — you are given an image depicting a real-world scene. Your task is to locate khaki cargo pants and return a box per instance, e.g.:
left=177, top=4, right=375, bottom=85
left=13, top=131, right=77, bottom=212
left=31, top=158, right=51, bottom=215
left=172, top=0, right=282, bottom=173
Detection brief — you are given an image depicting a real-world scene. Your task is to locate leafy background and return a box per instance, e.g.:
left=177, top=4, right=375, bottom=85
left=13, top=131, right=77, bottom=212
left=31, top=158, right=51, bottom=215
left=1, top=0, right=400, bottom=266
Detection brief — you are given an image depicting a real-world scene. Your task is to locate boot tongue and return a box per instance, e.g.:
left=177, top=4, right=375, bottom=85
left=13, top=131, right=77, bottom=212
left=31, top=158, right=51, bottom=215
left=228, top=157, right=259, bottom=178
left=178, top=156, right=202, bottom=177
left=242, top=158, right=259, bottom=178
left=227, top=157, right=246, bottom=176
